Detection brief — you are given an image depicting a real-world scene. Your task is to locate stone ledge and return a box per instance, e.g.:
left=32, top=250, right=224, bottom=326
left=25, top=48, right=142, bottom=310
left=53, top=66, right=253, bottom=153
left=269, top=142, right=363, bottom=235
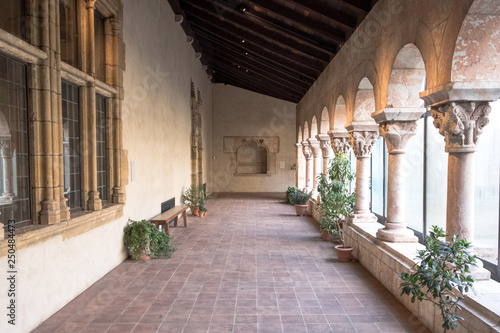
left=345, top=221, right=500, bottom=333
left=0, top=203, right=124, bottom=257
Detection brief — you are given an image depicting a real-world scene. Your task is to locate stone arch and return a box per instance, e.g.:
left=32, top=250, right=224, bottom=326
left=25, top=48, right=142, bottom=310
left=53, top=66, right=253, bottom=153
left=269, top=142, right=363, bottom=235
left=332, top=95, right=347, bottom=130
left=236, top=140, right=268, bottom=175
left=310, top=116, right=318, bottom=138
left=353, top=77, right=376, bottom=122
left=303, top=121, right=309, bottom=141
left=386, top=44, right=426, bottom=109
left=451, top=0, right=500, bottom=83
left=319, top=107, right=329, bottom=133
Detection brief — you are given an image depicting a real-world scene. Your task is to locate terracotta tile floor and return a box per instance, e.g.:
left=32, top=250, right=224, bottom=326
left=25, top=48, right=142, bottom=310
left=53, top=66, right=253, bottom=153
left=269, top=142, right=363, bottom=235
left=34, top=193, right=431, bottom=333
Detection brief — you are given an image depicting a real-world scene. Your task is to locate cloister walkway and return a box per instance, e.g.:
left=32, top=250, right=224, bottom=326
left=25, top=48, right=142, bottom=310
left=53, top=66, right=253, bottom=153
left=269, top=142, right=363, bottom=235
left=34, top=193, right=430, bottom=333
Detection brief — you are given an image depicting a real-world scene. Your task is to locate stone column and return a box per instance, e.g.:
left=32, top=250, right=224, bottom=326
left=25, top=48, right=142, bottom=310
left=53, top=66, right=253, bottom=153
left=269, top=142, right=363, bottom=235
left=376, top=122, right=419, bottom=242
left=346, top=123, right=379, bottom=223
left=302, top=141, right=313, bottom=192
left=308, top=137, right=322, bottom=194
left=328, top=130, right=351, bottom=156
left=317, top=134, right=333, bottom=175
left=0, top=141, right=15, bottom=199
left=295, top=142, right=306, bottom=189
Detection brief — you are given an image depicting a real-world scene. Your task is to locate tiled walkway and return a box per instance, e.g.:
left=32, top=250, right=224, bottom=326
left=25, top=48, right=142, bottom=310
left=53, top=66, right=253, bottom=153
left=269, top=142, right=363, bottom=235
left=34, top=193, right=430, bottom=333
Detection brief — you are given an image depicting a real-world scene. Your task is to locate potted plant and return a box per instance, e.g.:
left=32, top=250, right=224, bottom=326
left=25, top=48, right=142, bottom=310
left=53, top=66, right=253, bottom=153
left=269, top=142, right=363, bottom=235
left=316, top=152, right=356, bottom=261
left=289, top=189, right=312, bottom=216
left=399, top=226, right=476, bottom=332
left=284, top=186, right=299, bottom=205
left=198, top=205, right=207, bottom=217
left=181, top=185, right=203, bottom=216
left=123, top=219, right=176, bottom=260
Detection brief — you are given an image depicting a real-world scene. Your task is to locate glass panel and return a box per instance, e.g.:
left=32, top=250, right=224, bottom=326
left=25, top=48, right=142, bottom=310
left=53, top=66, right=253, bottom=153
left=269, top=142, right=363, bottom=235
left=0, top=0, right=26, bottom=40
left=371, top=137, right=385, bottom=216
left=60, top=0, right=78, bottom=67
left=0, top=54, right=30, bottom=225
left=96, top=94, right=107, bottom=201
left=474, top=100, right=500, bottom=264
left=425, top=115, right=447, bottom=233
left=62, top=81, right=80, bottom=209
left=405, top=118, right=424, bottom=233
left=94, top=10, right=106, bottom=82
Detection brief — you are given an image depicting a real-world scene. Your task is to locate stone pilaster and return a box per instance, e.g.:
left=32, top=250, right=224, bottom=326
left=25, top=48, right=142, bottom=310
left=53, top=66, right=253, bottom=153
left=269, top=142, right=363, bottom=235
left=301, top=141, right=313, bottom=192
left=376, top=121, right=419, bottom=242
left=307, top=137, right=322, bottom=194
left=316, top=134, right=333, bottom=175
left=295, top=143, right=306, bottom=189
left=328, top=130, right=351, bottom=156
left=346, top=123, right=379, bottom=223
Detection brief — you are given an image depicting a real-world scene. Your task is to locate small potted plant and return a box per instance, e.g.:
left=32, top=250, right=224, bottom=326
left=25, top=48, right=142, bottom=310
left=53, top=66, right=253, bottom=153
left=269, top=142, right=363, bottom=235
left=317, top=152, right=356, bottom=261
left=290, top=189, right=312, bottom=216
left=399, top=226, right=476, bottom=332
left=123, top=219, right=176, bottom=260
left=284, top=186, right=299, bottom=205
left=181, top=185, right=203, bottom=216
left=198, top=205, right=207, bottom=217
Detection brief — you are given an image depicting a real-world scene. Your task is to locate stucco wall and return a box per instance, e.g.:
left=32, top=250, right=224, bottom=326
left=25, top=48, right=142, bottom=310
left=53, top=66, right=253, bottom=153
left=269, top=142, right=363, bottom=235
left=122, top=0, right=213, bottom=219
left=0, top=1, right=213, bottom=332
left=212, top=84, right=296, bottom=192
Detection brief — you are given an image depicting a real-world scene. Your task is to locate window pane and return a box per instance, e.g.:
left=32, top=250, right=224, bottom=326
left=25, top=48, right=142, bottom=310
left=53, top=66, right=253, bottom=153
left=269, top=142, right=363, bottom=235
left=371, top=137, right=385, bottom=217
left=60, top=0, right=78, bottom=67
left=0, top=0, right=26, bottom=40
left=405, top=118, right=424, bottom=233
left=474, top=100, right=500, bottom=265
left=0, top=54, right=30, bottom=225
left=62, top=81, right=80, bottom=209
left=94, top=10, right=106, bottom=82
left=96, top=94, right=107, bottom=201
left=425, top=115, right=447, bottom=232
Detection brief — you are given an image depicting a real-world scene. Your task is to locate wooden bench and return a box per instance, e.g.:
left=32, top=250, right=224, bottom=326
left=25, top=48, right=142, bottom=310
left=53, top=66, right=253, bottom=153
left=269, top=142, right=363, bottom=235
left=151, top=205, right=188, bottom=236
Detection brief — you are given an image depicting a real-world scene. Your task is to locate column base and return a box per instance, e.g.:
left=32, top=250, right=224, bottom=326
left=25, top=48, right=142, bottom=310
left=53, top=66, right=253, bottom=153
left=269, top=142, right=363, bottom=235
left=348, top=212, right=377, bottom=223
left=376, top=223, right=417, bottom=243
left=39, top=200, right=61, bottom=225
left=88, top=191, right=103, bottom=211
left=60, top=198, right=70, bottom=221
left=112, top=186, right=126, bottom=204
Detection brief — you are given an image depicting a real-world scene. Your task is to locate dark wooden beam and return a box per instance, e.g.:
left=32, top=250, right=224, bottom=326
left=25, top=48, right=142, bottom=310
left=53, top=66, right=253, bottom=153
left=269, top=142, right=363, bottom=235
left=194, top=31, right=314, bottom=86
left=185, top=11, right=325, bottom=73
left=182, top=0, right=333, bottom=62
left=190, top=23, right=319, bottom=80
left=204, top=54, right=308, bottom=96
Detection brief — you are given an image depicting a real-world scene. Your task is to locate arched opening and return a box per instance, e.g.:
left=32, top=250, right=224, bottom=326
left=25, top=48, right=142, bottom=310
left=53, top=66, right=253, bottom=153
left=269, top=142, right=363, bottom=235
left=297, top=126, right=302, bottom=143
left=303, top=121, right=309, bottom=142
left=310, top=116, right=318, bottom=138
left=353, top=77, right=376, bottom=122
left=332, top=95, right=347, bottom=131
left=319, top=107, right=329, bottom=134
left=236, top=140, right=268, bottom=175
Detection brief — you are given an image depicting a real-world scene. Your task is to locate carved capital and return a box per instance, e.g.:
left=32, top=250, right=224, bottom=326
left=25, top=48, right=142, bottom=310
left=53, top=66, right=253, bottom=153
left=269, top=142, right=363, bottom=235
left=379, top=121, right=418, bottom=154
left=348, top=131, right=379, bottom=158
left=85, top=0, right=96, bottom=10
left=0, top=140, right=11, bottom=150
left=319, top=139, right=334, bottom=158
left=307, top=138, right=322, bottom=158
left=109, top=18, right=122, bottom=33
left=431, top=101, right=491, bottom=153
left=302, top=142, right=313, bottom=159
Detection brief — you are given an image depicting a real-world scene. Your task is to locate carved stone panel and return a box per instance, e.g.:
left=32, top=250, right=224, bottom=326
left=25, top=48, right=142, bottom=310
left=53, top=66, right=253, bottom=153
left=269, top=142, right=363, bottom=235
left=223, top=136, right=279, bottom=175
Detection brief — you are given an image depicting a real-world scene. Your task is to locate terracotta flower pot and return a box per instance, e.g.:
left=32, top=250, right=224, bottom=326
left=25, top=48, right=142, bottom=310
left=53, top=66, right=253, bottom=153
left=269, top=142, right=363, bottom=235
left=191, top=206, right=199, bottom=216
left=294, top=204, right=308, bottom=216
left=321, top=230, right=333, bottom=241
left=199, top=211, right=206, bottom=217
left=335, top=245, right=353, bottom=262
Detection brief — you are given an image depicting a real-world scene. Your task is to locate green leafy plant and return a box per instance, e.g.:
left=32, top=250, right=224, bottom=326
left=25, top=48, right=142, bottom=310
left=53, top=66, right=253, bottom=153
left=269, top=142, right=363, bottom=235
left=289, top=189, right=312, bottom=205
left=399, top=226, right=477, bottom=332
left=316, top=152, right=355, bottom=247
left=285, top=186, right=299, bottom=205
left=181, top=184, right=208, bottom=208
left=124, top=219, right=176, bottom=260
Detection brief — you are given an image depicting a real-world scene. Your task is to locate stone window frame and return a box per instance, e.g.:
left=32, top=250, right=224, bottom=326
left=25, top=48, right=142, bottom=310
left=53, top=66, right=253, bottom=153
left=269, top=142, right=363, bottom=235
left=0, top=0, right=126, bottom=250
left=223, top=136, right=279, bottom=177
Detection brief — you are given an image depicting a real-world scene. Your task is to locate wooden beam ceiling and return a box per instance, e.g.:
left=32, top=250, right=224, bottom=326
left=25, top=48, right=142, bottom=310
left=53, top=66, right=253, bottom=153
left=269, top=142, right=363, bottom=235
left=167, top=0, right=378, bottom=103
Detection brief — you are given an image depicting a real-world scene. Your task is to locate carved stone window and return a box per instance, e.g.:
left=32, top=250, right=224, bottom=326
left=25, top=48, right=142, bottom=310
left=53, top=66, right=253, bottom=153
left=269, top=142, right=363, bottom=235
left=223, top=136, right=279, bottom=176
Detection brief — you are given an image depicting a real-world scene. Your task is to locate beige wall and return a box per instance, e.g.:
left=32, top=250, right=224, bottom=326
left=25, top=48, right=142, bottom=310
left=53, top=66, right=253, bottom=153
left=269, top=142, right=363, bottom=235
left=0, top=1, right=213, bottom=332
left=212, top=84, right=296, bottom=192
left=122, top=0, right=212, bottom=219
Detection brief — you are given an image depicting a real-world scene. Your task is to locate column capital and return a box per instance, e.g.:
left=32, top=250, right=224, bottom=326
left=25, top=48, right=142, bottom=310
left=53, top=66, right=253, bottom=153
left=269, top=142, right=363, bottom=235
left=346, top=122, right=379, bottom=158
left=316, top=134, right=333, bottom=158
left=295, top=142, right=303, bottom=148
left=109, top=17, right=122, bottom=34
left=379, top=121, right=418, bottom=154
left=372, top=107, right=426, bottom=123
left=328, top=130, right=350, bottom=156
left=85, top=0, right=96, bottom=10
left=431, top=101, right=491, bottom=153
left=301, top=141, right=313, bottom=159
left=307, top=138, right=322, bottom=158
